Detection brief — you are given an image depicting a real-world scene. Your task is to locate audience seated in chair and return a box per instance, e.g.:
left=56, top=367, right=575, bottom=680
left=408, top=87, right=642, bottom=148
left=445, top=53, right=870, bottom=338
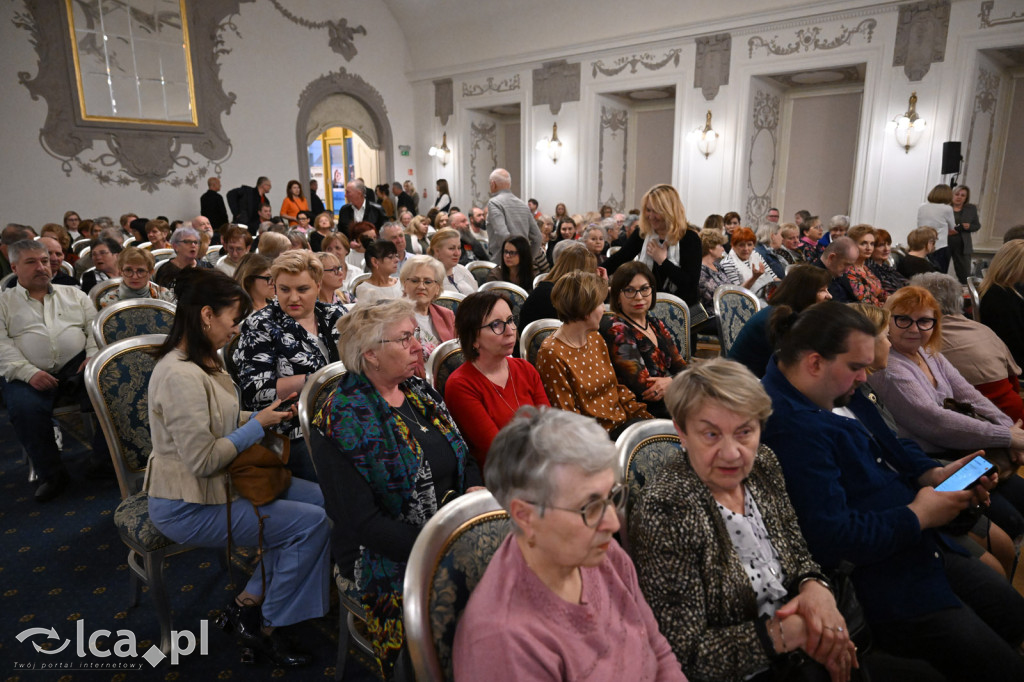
left=454, top=407, right=685, bottom=682
left=519, top=241, right=596, bottom=329
left=445, top=291, right=549, bottom=468
left=311, top=299, right=482, bottom=679
left=761, top=301, right=1024, bottom=679
left=399, top=254, right=455, bottom=375
left=979, top=239, right=1024, bottom=370
left=536, top=270, right=652, bottom=439
left=727, top=264, right=832, bottom=378
left=97, top=246, right=175, bottom=308
left=599, top=261, right=686, bottom=419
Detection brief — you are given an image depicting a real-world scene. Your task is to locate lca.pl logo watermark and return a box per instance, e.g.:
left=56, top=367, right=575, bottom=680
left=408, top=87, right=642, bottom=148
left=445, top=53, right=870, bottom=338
left=14, top=619, right=210, bottom=669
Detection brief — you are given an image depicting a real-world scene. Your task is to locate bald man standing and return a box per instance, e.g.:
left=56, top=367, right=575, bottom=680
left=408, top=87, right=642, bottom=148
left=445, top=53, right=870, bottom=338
left=485, top=168, right=542, bottom=262
left=200, top=176, right=229, bottom=232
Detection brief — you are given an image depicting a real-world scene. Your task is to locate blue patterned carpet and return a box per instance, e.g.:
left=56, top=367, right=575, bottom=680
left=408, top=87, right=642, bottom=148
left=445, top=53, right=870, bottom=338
left=0, top=407, right=377, bottom=681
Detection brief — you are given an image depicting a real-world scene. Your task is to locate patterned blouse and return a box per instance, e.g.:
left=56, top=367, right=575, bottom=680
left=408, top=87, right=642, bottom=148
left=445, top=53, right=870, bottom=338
left=599, top=313, right=686, bottom=419
left=867, top=260, right=908, bottom=296
left=535, top=331, right=652, bottom=432
left=843, top=265, right=887, bottom=306
left=234, top=299, right=347, bottom=438
left=97, top=281, right=176, bottom=308
left=699, top=263, right=730, bottom=309
left=799, top=238, right=823, bottom=264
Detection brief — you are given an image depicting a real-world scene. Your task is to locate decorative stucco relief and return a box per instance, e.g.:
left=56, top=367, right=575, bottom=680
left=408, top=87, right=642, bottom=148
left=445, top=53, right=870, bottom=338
left=893, top=0, right=950, bottom=81
left=12, top=0, right=247, bottom=191
left=745, top=89, right=780, bottom=225
left=469, top=122, right=498, bottom=208
left=978, top=1, right=1024, bottom=28
left=963, top=67, right=1000, bottom=200
left=533, top=60, right=580, bottom=115
left=434, top=79, right=453, bottom=126
left=591, top=49, right=681, bottom=78
left=695, top=35, right=731, bottom=101
left=748, top=19, right=876, bottom=58
left=598, top=106, right=628, bottom=213
left=267, top=0, right=365, bottom=60
left=462, top=75, right=521, bottom=97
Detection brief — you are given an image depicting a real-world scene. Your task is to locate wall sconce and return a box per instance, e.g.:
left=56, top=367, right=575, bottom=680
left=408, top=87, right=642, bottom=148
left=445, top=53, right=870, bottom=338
left=889, top=92, right=927, bottom=154
left=535, top=122, right=562, bottom=163
left=688, top=110, right=719, bottom=159
left=428, top=131, right=451, bottom=166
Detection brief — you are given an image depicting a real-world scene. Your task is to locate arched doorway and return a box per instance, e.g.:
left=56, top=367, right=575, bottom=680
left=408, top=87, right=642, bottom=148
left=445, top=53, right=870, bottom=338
left=295, top=68, right=393, bottom=213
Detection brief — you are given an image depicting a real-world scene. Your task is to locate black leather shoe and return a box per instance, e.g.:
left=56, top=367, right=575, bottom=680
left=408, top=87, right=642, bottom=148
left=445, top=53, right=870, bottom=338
left=217, top=601, right=264, bottom=648
left=256, top=629, right=311, bottom=667
left=34, top=470, right=70, bottom=503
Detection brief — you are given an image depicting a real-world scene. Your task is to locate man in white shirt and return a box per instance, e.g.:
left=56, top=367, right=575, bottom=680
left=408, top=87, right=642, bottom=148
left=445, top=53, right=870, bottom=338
left=0, top=240, right=98, bottom=502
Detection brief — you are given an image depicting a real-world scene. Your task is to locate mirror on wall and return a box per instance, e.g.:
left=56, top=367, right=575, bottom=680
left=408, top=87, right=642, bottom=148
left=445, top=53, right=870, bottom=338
left=67, top=0, right=196, bottom=124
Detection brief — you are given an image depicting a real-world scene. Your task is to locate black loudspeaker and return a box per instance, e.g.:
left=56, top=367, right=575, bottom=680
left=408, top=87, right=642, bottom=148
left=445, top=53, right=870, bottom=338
left=941, top=142, right=962, bottom=175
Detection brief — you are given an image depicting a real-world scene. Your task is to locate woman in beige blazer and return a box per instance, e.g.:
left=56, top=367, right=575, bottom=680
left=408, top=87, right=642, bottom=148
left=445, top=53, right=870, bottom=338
left=145, top=269, right=329, bottom=668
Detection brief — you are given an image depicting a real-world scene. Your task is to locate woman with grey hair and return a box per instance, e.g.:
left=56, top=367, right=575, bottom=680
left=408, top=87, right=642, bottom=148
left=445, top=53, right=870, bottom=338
left=911, top=272, right=1022, bottom=421
left=310, top=298, right=481, bottom=677
left=399, top=254, right=455, bottom=370
left=154, top=226, right=212, bottom=287
left=754, top=223, right=788, bottom=279
left=632, top=359, right=863, bottom=681
left=454, top=407, right=685, bottom=681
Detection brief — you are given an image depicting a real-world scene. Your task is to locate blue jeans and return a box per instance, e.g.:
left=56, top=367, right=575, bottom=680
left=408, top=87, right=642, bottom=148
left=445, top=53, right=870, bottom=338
left=3, top=379, right=67, bottom=482
left=149, top=478, right=330, bottom=627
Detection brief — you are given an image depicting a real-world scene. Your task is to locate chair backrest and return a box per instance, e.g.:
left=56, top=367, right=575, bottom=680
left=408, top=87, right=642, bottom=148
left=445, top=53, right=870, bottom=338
left=0, top=272, right=15, bottom=289
left=60, top=260, right=75, bottom=277
left=79, top=246, right=91, bottom=260
left=85, top=334, right=166, bottom=498
left=713, top=284, right=763, bottom=356
left=136, top=241, right=152, bottom=250
left=153, top=259, right=171, bottom=274
left=404, top=490, right=510, bottom=682
left=434, top=291, right=467, bottom=315
left=466, top=261, right=496, bottom=287
left=122, top=236, right=136, bottom=247
left=426, top=339, right=464, bottom=396
left=650, top=292, right=691, bottom=363
left=72, top=238, right=92, bottom=254
left=151, top=248, right=174, bottom=263
left=89, top=277, right=123, bottom=309
left=519, top=317, right=561, bottom=365
left=93, top=298, right=176, bottom=348
left=967, top=276, right=982, bottom=319
left=221, top=333, right=242, bottom=386
left=615, top=418, right=681, bottom=548
left=608, top=245, right=621, bottom=257
left=532, top=273, right=547, bottom=289
left=204, top=245, right=222, bottom=263
left=298, top=360, right=348, bottom=454
left=349, top=272, right=372, bottom=299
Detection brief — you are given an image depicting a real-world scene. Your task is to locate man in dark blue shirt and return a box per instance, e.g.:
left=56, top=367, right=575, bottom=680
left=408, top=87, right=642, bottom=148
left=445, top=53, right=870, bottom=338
left=761, top=301, right=1024, bottom=678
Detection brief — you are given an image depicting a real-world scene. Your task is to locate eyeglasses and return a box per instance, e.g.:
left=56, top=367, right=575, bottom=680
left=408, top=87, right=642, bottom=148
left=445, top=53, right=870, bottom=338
left=407, top=277, right=437, bottom=287
left=121, top=268, right=150, bottom=278
left=323, top=267, right=342, bottom=275
left=521, top=483, right=626, bottom=528
left=621, top=285, right=653, bottom=298
left=502, top=250, right=519, bottom=258
left=480, top=315, right=516, bottom=335
left=177, top=239, right=199, bottom=246
left=379, top=328, right=420, bottom=348
left=253, top=275, right=272, bottom=283
left=892, top=315, right=936, bottom=331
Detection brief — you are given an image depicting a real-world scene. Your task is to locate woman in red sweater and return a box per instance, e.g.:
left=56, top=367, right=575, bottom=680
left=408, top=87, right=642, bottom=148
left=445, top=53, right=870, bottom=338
left=445, top=291, right=549, bottom=467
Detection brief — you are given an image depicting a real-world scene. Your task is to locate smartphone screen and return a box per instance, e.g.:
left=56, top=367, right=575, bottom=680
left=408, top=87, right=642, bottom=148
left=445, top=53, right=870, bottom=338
left=934, top=455, right=995, bottom=492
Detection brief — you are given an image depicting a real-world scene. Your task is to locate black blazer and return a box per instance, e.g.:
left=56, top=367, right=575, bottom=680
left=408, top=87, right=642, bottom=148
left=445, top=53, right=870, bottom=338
left=200, top=190, right=229, bottom=231
left=308, top=191, right=327, bottom=218
left=337, top=201, right=386, bottom=237
left=603, top=229, right=702, bottom=306
left=394, top=191, right=417, bottom=216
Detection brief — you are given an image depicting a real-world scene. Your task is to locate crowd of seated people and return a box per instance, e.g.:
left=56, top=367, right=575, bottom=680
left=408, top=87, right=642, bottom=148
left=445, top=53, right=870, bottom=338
left=9, top=178, right=1024, bottom=682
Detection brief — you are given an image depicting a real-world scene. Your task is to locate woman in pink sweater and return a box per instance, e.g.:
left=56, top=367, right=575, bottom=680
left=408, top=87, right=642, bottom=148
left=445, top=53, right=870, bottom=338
left=453, top=407, right=686, bottom=681
left=444, top=290, right=548, bottom=468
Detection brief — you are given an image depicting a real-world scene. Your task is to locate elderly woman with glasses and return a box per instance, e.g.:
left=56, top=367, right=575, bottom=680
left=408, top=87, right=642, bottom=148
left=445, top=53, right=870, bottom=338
left=398, top=254, right=455, bottom=370
left=599, top=261, right=686, bottom=419
left=97, top=246, right=175, bottom=308
left=154, top=227, right=213, bottom=288
left=310, top=299, right=482, bottom=679
left=445, top=291, right=549, bottom=467
left=234, top=251, right=347, bottom=482
left=536, top=271, right=652, bottom=439
left=454, top=407, right=685, bottom=682
left=632, top=359, right=861, bottom=682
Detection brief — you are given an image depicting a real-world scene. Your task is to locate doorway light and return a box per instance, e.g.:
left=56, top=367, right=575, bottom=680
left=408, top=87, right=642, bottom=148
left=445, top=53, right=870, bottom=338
left=688, top=110, right=719, bottom=159
left=888, top=92, right=926, bottom=154
left=429, top=131, right=451, bottom=166
left=536, top=123, right=562, bottom=163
